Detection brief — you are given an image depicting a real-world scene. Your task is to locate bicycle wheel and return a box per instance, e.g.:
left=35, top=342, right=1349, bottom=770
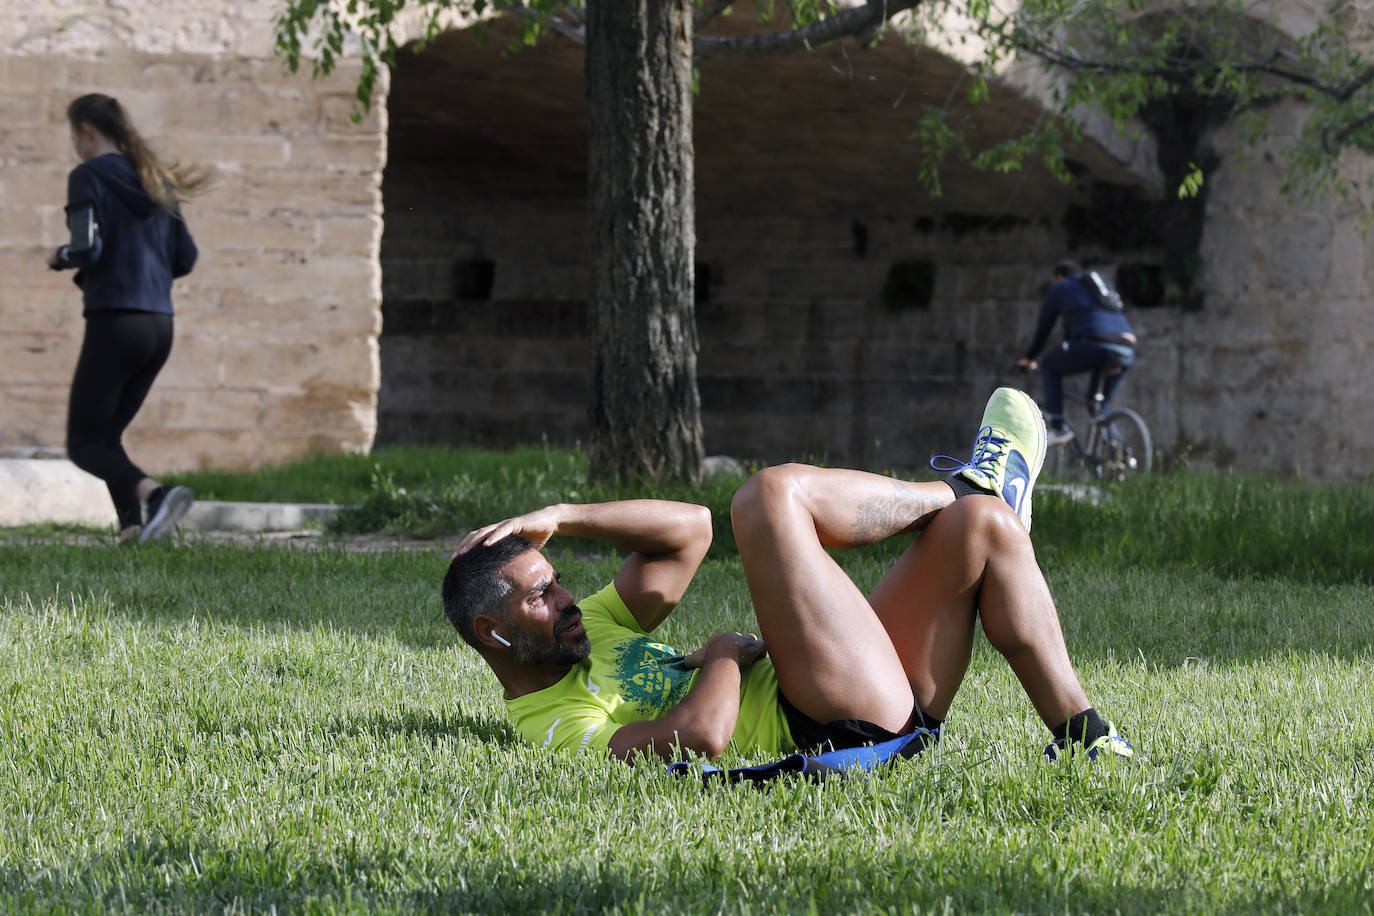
left=1096, top=408, right=1152, bottom=479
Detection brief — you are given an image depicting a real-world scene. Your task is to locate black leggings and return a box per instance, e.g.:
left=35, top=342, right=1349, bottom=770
left=66, top=310, right=174, bottom=529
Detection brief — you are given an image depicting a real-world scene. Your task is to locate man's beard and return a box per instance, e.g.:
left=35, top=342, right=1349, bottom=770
left=508, top=604, right=591, bottom=667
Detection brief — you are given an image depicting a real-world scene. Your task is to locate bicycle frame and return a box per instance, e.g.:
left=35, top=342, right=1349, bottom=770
left=1048, top=369, right=1153, bottom=478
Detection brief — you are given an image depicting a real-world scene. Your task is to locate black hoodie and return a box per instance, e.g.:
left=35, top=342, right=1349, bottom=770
left=53, top=152, right=198, bottom=315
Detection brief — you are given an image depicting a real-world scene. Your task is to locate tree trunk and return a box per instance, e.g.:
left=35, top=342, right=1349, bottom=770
left=584, top=0, right=704, bottom=484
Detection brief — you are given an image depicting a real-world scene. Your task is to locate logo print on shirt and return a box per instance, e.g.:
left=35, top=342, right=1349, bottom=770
left=609, top=636, right=692, bottom=715
left=543, top=717, right=563, bottom=749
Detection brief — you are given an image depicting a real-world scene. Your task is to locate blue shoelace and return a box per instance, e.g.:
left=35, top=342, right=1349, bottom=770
left=929, top=424, right=1008, bottom=478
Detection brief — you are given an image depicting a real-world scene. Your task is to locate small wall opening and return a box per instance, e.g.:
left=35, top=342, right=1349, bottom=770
left=454, top=258, right=495, bottom=300
left=882, top=260, right=936, bottom=311
left=1117, top=263, right=1167, bottom=307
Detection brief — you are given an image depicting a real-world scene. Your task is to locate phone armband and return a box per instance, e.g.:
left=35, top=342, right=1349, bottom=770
left=67, top=203, right=99, bottom=255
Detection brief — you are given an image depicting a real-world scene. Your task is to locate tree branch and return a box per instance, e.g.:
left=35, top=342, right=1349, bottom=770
left=506, top=2, right=586, bottom=44
left=1323, top=108, right=1374, bottom=153
left=694, top=0, right=732, bottom=30
left=693, top=0, right=923, bottom=60
left=1004, top=18, right=1374, bottom=105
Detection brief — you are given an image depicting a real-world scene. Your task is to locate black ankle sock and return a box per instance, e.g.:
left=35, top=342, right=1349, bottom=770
left=1053, top=708, right=1109, bottom=746
left=946, top=476, right=989, bottom=499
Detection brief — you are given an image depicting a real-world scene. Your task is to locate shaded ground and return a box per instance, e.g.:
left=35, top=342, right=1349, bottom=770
left=0, top=529, right=452, bottom=555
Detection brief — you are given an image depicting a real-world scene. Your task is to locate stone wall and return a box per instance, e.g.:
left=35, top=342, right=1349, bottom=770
left=1127, top=100, right=1374, bottom=476
left=373, top=20, right=1166, bottom=474
left=1, top=1, right=387, bottom=473
left=376, top=162, right=1162, bottom=471
left=373, top=10, right=1374, bottom=480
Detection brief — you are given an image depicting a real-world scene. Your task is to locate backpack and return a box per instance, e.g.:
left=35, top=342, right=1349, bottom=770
left=1082, top=270, right=1124, bottom=312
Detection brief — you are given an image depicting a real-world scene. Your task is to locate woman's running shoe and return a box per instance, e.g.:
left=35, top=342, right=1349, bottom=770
left=139, top=485, right=194, bottom=544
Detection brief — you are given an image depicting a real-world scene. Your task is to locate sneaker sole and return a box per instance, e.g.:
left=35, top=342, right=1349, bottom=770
left=139, top=487, right=194, bottom=544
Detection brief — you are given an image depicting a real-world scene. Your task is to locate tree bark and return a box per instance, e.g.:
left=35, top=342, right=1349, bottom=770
left=584, top=0, right=704, bottom=484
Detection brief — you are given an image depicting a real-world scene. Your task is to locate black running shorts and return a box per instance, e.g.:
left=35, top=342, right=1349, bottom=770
left=778, top=690, right=943, bottom=755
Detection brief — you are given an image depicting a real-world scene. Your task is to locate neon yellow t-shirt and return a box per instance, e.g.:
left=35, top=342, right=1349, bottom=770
left=504, top=582, right=791, bottom=756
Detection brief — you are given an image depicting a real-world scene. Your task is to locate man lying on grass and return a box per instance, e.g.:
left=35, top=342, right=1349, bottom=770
left=442, top=388, right=1133, bottom=765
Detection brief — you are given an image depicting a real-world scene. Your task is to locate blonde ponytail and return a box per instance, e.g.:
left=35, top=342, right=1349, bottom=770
left=66, top=94, right=213, bottom=213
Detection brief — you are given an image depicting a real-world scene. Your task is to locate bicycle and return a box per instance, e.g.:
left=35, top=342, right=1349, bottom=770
left=1028, top=363, right=1153, bottom=481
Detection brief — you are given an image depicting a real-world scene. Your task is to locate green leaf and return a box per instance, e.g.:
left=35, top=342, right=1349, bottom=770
left=1178, top=163, right=1205, bottom=199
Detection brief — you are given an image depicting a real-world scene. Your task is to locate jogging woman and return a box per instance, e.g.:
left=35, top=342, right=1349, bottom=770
left=47, top=94, right=211, bottom=544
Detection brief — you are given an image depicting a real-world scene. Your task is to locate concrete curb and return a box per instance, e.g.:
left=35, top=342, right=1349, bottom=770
left=182, top=501, right=347, bottom=532
left=1, top=457, right=350, bottom=532
left=1039, top=483, right=1106, bottom=505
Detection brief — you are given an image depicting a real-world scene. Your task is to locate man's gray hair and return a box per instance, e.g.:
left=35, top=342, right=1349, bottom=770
left=441, top=535, right=536, bottom=649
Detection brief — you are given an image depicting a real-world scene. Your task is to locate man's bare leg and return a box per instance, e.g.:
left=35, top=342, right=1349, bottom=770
left=731, top=463, right=1095, bottom=738
left=730, top=463, right=957, bottom=732
left=869, top=494, right=1090, bottom=728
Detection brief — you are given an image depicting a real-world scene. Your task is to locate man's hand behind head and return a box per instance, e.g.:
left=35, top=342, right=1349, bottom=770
left=451, top=505, right=567, bottom=559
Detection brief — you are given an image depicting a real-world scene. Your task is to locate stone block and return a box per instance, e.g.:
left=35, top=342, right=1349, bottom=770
left=317, top=214, right=382, bottom=254
left=201, top=337, right=322, bottom=391
left=159, top=387, right=265, bottom=430
left=381, top=259, right=454, bottom=301
left=0, top=56, right=56, bottom=91
left=286, top=134, right=385, bottom=172
left=183, top=133, right=290, bottom=167
left=492, top=262, right=586, bottom=300
left=0, top=379, right=70, bottom=428
left=260, top=391, right=378, bottom=434
left=1, top=164, right=72, bottom=209
left=193, top=213, right=320, bottom=253
left=0, top=458, right=117, bottom=528
left=60, top=53, right=164, bottom=90
left=0, top=93, right=47, bottom=129
left=210, top=168, right=378, bottom=213
left=0, top=207, right=48, bottom=247
left=223, top=86, right=324, bottom=134
left=196, top=290, right=380, bottom=338
left=156, top=333, right=225, bottom=387
left=208, top=250, right=379, bottom=304
left=1322, top=222, right=1366, bottom=299
left=117, top=427, right=308, bottom=474
left=0, top=332, right=79, bottom=379
left=765, top=264, right=872, bottom=300
left=118, top=88, right=234, bottom=137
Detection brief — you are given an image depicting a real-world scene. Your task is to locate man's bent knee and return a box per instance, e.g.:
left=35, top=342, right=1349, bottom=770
left=731, top=463, right=810, bottom=534
left=937, top=491, right=1026, bottom=545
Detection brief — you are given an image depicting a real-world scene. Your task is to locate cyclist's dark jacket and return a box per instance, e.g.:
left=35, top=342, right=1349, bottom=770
left=52, top=152, right=197, bottom=316
left=1023, top=274, right=1134, bottom=361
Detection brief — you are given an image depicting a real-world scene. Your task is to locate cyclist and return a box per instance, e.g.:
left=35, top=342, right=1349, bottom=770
left=1017, top=261, right=1137, bottom=444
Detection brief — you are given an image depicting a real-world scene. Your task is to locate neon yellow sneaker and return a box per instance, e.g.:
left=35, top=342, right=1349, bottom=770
left=1044, top=721, right=1134, bottom=762
left=930, top=388, right=1046, bottom=531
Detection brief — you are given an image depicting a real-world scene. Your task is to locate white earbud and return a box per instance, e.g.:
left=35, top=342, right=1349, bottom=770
left=492, top=632, right=512, bottom=648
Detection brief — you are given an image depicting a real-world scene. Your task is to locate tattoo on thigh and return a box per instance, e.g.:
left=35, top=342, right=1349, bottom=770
left=851, top=484, right=944, bottom=542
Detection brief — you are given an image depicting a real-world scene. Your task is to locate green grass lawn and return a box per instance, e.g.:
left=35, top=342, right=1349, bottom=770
left=3, top=458, right=1373, bottom=913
